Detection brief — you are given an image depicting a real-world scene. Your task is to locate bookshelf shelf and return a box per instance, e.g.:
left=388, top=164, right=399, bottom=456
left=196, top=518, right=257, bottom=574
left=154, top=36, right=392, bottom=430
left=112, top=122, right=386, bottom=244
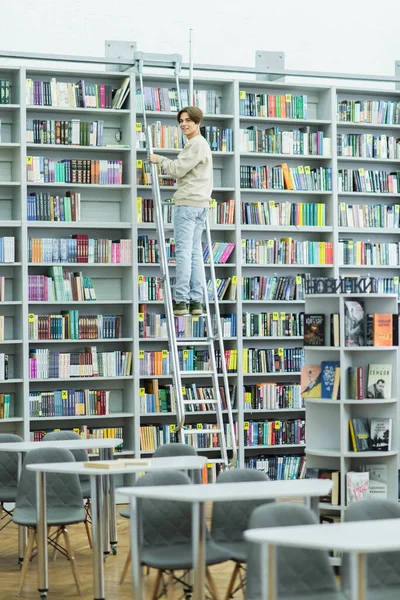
left=0, top=340, right=22, bottom=345
left=27, top=183, right=131, bottom=189
left=136, top=148, right=234, bottom=157
left=239, top=117, right=331, bottom=126
left=241, top=264, right=332, bottom=269
left=28, top=262, right=132, bottom=268
left=240, top=152, right=331, bottom=160
left=342, top=346, right=398, bottom=351
left=26, top=144, right=131, bottom=153
left=306, top=449, right=341, bottom=457
left=29, top=376, right=134, bottom=383
left=242, top=300, right=305, bottom=305
left=337, top=121, right=400, bottom=131
left=240, top=189, right=332, bottom=195
left=0, top=182, right=20, bottom=187
left=136, top=185, right=235, bottom=192
left=27, top=222, right=132, bottom=229
left=0, top=418, right=24, bottom=423
left=337, top=156, right=400, bottom=164
left=343, top=451, right=398, bottom=458
left=338, top=228, right=400, bottom=235
left=138, top=223, right=236, bottom=231
left=136, top=111, right=234, bottom=120
left=343, top=399, right=398, bottom=405
left=305, top=399, right=340, bottom=405
left=27, top=106, right=130, bottom=115
left=340, top=265, right=399, bottom=270
left=241, top=225, right=334, bottom=233
left=28, top=300, right=132, bottom=305
left=338, top=192, right=400, bottom=198
left=28, top=338, right=133, bottom=344
left=140, top=410, right=239, bottom=417
left=243, top=372, right=301, bottom=377
left=29, top=413, right=135, bottom=421
left=243, top=336, right=303, bottom=341
left=244, top=444, right=305, bottom=450
left=244, top=408, right=306, bottom=414
left=0, top=143, right=20, bottom=149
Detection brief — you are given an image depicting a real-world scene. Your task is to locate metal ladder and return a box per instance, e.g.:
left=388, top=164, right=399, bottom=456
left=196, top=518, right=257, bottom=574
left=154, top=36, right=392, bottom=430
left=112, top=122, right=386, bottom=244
left=136, top=58, right=237, bottom=469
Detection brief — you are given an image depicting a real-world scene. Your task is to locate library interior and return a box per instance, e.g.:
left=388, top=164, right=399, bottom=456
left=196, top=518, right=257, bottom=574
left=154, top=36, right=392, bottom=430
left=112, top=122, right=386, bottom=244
left=2, top=2, right=400, bottom=599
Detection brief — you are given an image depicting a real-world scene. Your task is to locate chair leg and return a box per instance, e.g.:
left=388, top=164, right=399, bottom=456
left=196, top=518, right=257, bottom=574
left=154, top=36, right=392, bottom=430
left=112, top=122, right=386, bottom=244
left=224, top=562, right=240, bottom=600
left=207, top=568, right=220, bottom=600
left=119, top=550, right=131, bottom=585
left=62, top=526, right=82, bottom=595
left=151, top=570, right=162, bottom=600
left=167, top=571, right=174, bottom=600
left=52, top=526, right=62, bottom=561
left=84, top=518, right=92, bottom=548
left=17, top=528, right=36, bottom=597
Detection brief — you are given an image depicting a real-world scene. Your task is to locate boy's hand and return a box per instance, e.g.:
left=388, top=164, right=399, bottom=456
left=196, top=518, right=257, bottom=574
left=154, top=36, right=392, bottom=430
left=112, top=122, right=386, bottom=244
left=149, top=154, right=159, bottom=164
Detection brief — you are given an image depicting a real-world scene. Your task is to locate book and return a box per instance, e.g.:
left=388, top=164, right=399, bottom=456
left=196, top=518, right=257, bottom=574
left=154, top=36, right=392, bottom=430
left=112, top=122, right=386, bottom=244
left=362, top=464, right=387, bottom=498
left=330, top=313, right=340, bottom=347
left=331, top=367, right=341, bottom=400
left=303, top=314, right=325, bottom=346
left=349, top=418, right=370, bottom=451
left=370, top=418, right=392, bottom=451
left=321, top=361, right=340, bottom=399
left=344, top=300, right=365, bottom=346
left=300, top=365, right=322, bottom=398
left=307, top=468, right=340, bottom=505
left=83, top=460, right=123, bottom=470
left=367, top=364, right=392, bottom=399
left=346, top=471, right=369, bottom=505
left=373, top=313, right=393, bottom=346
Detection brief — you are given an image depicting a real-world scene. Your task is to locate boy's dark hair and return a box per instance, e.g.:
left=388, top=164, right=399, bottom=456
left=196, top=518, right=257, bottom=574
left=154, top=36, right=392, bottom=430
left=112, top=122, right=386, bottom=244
left=177, top=106, right=203, bottom=124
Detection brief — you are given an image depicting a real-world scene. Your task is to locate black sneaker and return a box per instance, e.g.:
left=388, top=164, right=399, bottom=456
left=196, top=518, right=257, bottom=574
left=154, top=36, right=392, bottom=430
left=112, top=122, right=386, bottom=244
left=190, top=302, right=203, bottom=316
left=173, top=302, right=189, bottom=316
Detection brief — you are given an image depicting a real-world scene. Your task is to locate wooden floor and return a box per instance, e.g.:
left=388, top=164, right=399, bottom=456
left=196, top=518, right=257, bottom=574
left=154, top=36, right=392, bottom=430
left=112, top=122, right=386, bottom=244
left=1, top=506, right=244, bottom=599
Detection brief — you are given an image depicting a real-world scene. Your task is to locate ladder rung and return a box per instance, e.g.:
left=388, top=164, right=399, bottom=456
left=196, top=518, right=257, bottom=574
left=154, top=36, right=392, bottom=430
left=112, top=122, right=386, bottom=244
left=184, top=429, right=222, bottom=435
left=176, top=339, right=211, bottom=346
left=183, top=399, right=217, bottom=405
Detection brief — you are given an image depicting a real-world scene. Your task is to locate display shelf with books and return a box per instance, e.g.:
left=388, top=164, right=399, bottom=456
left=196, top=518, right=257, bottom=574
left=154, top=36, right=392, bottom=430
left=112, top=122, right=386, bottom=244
left=304, top=292, right=399, bottom=523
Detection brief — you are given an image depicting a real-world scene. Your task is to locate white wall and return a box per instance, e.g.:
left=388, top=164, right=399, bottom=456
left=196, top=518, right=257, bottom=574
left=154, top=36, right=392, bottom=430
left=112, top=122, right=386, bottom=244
left=0, top=0, right=398, bottom=81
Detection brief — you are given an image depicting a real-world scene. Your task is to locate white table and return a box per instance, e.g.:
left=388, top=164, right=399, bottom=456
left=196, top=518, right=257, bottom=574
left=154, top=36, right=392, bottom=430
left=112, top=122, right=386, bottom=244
left=118, top=478, right=333, bottom=600
left=244, top=518, right=400, bottom=600
left=29, top=455, right=206, bottom=600
left=0, top=439, right=120, bottom=567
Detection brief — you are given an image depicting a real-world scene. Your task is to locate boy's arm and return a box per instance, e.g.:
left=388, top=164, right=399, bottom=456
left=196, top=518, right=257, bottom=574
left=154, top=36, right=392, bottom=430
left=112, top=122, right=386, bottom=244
left=151, top=142, right=203, bottom=178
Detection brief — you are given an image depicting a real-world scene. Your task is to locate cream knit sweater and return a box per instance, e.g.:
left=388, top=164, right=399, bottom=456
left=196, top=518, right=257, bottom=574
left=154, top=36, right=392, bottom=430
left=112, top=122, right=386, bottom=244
left=154, top=135, right=213, bottom=207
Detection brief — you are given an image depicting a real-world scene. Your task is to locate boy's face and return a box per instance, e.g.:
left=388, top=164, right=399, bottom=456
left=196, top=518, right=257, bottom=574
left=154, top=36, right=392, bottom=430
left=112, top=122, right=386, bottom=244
left=179, top=112, right=199, bottom=139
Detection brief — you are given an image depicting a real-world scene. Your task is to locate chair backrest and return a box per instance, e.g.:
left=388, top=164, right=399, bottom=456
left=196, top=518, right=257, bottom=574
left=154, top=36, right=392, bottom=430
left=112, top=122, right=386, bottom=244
left=42, top=430, right=89, bottom=484
left=246, top=503, right=338, bottom=600
left=211, top=468, right=271, bottom=545
left=0, top=433, right=23, bottom=489
left=15, top=447, right=84, bottom=514
left=153, top=443, right=202, bottom=484
left=135, top=470, right=192, bottom=548
left=342, top=499, right=400, bottom=590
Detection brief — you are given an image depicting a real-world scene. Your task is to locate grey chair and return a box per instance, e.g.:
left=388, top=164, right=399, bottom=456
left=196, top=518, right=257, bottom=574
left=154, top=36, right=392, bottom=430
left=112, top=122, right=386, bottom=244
left=13, top=446, right=85, bottom=596
left=153, top=442, right=202, bottom=484
left=246, top=503, right=345, bottom=600
left=342, top=499, right=400, bottom=599
left=0, top=433, right=23, bottom=530
left=42, top=430, right=92, bottom=547
left=119, top=470, right=231, bottom=599
left=211, top=468, right=271, bottom=599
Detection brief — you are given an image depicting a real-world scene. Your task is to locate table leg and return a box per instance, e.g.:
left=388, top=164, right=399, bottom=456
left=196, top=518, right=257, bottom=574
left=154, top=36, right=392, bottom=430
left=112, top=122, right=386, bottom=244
left=267, top=544, right=276, bottom=600
left=192, top=501, right=206, bottom=600
left=17, top=452, right=27, bottom=564
left=99, top=449, right=110, bottom=557
left=107, top=448, right=118, bottom=555
left=91, top=475, right=105, bottom=600
left=36, top=471, right=48, bottom=599
left=130, top=496, right=143, bottom=600
left=349, top=551, right=366, bottom=600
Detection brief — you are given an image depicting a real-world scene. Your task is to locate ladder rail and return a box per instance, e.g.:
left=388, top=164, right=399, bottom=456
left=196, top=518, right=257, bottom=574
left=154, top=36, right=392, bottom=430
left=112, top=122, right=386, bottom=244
left=137, top=65, right=185, bottom=433
left=204, top=220, right=238, bottom=468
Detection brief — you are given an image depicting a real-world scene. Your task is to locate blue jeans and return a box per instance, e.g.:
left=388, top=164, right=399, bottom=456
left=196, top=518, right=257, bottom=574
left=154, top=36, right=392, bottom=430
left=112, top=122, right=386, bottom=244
left=173, top=205, right=208, bottom=303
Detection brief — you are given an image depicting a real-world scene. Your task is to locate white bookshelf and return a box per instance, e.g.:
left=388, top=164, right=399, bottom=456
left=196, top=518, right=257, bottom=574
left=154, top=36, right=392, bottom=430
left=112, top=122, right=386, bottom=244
left=305, top=293, right=399, bottom=520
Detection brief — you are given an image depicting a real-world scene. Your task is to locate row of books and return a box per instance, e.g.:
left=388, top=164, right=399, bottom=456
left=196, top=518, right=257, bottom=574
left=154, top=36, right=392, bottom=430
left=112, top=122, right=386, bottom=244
left=243, top=312, right=304, bottom=338
left=310, top=466, right=388, bottom=506
left=27, top=192, right=81, bottom=222
left=244, top=418, right=305, bottom=446
left=239, top=92, right=308, bottom=119
left=301, top=362, right=341, bottom=400
left=0, top=80, right=10, bottom=104
left=243, top=383, right=304, bottom=410
left=0, top=394, right=11, bottom=419
left=0, top=238, right=15, bottom=263
left=135, top=87, right=222, bottom=115
left=138, top=349, right=238, bottom=376
left=338, top=202, right=400, bottom=229
left=30, top=426, right=124, bottom=453
left=136, top=198, right=235, bottom=225
left=26, top=157, right=123, bottom=185
left=337, top=99, right=400, bottom=125
left=28, top=236, right=132, bottom=264
left=140, top=381, right=236, bottom=414
left=349, top=417, right=392, bottom=452
left=239, top=127, right=330, bottom=156
left=337, top=133, right=400, bottom=160
left=245, top=455, right=306, bottom=481
left=25, top=78, right=129, bottom=109
left=28, top=270, right=96, bottom=302
left=200, top=126, right=233, bottom=152
left=208, top=199, right=235, bottom=225
left=242, top=347, right=304, bottom=374
left=28, top=312, right=121, bottom=341
left=203, top=242, right=235, bottom=265
left=28, top=348, right=132, bottom=379
left=136, top=160, right=175, bottom=186
left=241, top=239, right=333, bottom=265
left=240, top=164, right=332, bottom=191
left=348, top=364, right=392, bottom=400
left=242, top=201, right=326, bottom=227
left=0, top=354, right=9, bottom=380
left=339, top=240, right=400, bottom=266
left=137, top=236, right=174, bottom=264
left=140, top=422, right=237, bottom=452
left=242, top=274, right=308, bottom=301
left=26, top=119, right=107, bottom=147
left=206, top=276, right=238, bottom=301
left=29, top=389, right=111, bottom=417
left=338, top=169, right=400, bottom=194
left=139, top=311, right=237, bottom=339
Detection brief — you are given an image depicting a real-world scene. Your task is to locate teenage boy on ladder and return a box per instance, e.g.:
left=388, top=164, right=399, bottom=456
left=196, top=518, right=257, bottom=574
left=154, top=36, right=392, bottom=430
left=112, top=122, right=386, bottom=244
left=149, top=106, right=213, bottom=316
